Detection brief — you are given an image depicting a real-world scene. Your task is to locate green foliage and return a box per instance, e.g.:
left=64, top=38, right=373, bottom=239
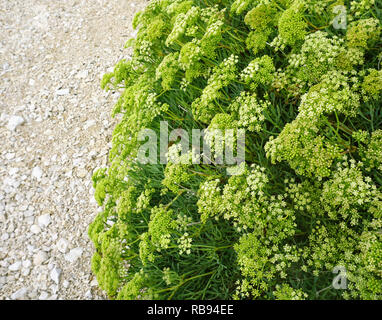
left=273, top=284, right=308, bottom=300
left=278, top=2, right=307, bottom=46
left=362, top=69, right=382, bottom=99
left=89, top=0, right=382, bottom=300
left=346, top=18, right=381, bottom=49
left=240, top=55, right=275, bottom=90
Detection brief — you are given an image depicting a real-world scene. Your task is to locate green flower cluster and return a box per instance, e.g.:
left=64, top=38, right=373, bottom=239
left=358, top=130, right=382, bottom=172
left=240, top=55, right=275, bottom=90
left=265, top=116, right=342, bottom=177
left=192, top=54, right=239, bottom=123
left=244, top=1, right=279, bottom=54
left=362, top=69, right=382, bottom=99
left=229, top=91, right=269, bottom=132
left=321, top=159, right=379, bottom=224
left=278, top=1, right=306, bottom=46
left=285, top=31, right=347, bottom=88
left=89, top=0, right=382, bottom=300
left=346, top=18, right=381, bottom=49
left=273, top=284, right=308, bottom=300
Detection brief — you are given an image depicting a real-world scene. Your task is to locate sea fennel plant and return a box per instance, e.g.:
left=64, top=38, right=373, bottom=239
left=89, top=0, right=382, bottom=300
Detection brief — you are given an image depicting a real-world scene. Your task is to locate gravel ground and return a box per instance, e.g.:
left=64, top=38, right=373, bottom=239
left=0, top=0, right=148, bottom=300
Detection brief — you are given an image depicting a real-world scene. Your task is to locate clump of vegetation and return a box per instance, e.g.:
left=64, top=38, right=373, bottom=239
left=90, top=0, right=382, bottom=300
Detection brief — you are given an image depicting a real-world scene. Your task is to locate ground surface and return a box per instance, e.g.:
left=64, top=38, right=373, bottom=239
left=0, top=0, right=147, bottom=300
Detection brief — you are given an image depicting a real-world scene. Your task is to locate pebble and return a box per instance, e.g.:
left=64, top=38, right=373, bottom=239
left=77, top=70, right=89, bottom=79
left=55, top=88, right=70, bottom=96
left=38, top=291, right=49, bottom=300
left=6, top=115, right=24, bottom=131
left=33, top=251, right=49, bottom=266
left=30, top=224, right=41, bottom=234
left=9, top=261, right=22, bottom=272
left=50, top=267, right=61, bottom=284
left=23, top=260, right=32, bottom=268
left=85, top=289, right=92, bottom=299
left=56, top=238, right=69, bottom=254
left=11, top=287, right=28, bottom=300
left=31, top=166, right=43, bottom=180
left=1, top=233, right=9, bottom=241
left=37, top=213, right=51, bottom=228
left=21, top=268, right=31, bottom=276
left=77, top=168, right=88, bottom=178
left=64, top=247, right=83, bottom=263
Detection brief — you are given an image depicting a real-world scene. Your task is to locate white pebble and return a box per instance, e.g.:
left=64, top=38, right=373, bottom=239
left=37, top=213, right=51, bottom=228
left=6, top=115, right=24, bottom=131
left=33, top=251, right=49, bottom=265
left=31, top=166, right=43, bottom=180
left=50, top=267, right=61, bottom=284
left=9, top=261, right=22, bottom=272
left=56, top=238, right=68, bottom=253
left=1, top=233, right=9, bottom=241
left=22, top=260, right=31, bottom=268
left=85, top=290, right=92, bottom=299
left=30, top=224, right=41, bottom=234
left=77, top=70, right=89, bottom=79
left=11, top=287, right=28, bottom=300
left=64, top=247, right=83, bottom=263
left=55, top=88, right=69, bottom=96
left=21, top=268, right=30, bottom=276
left=38, top=291, right=49, bottom=300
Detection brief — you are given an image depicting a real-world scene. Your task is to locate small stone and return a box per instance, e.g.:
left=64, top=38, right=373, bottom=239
left=84, top=119, right=96, bottom=129
left=56, top=238, right=68, bottom=253
left=6, top=115, right=24, bottom=131
left=22, top=260, right=31, bottom=268
left=21, top=268, right=30, bottom=276
left=11, top=287, right=28, bottom=300
left=37, top=213, right=51, bottom=228
left=77, top=168, right=88, bottom=178
left=77, top=70, right=89, bottom=79
left=55, top=88, right=69, bottom=96
left=90, top=279, right=98, bottom=287
left=1, top=233, right=9, bottom=241
left=50, top=284, right=58, bottom=294
left=50, top=267, right=61, bottom=284
left=3, top=177, right=20, bottom=188
left=64, top=247, right=83, bottom=263
left=30, top=224, right=41, bottom=234
left=31, top=166, right=43, bottom=180
left=9, top=167, right=19, bottom=176
left=33, top=251, right=49, bottom=265
left=84, top=290, right=92, bottom=299
left=5, top=153, right=15, bottom=160
left=7, top=223, right=15, bottom=233
left=9, top=261, right=22, bottom=272
left=38, top=291, right=49, bottom=300
left=63, top=280, right=69, bottom=288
